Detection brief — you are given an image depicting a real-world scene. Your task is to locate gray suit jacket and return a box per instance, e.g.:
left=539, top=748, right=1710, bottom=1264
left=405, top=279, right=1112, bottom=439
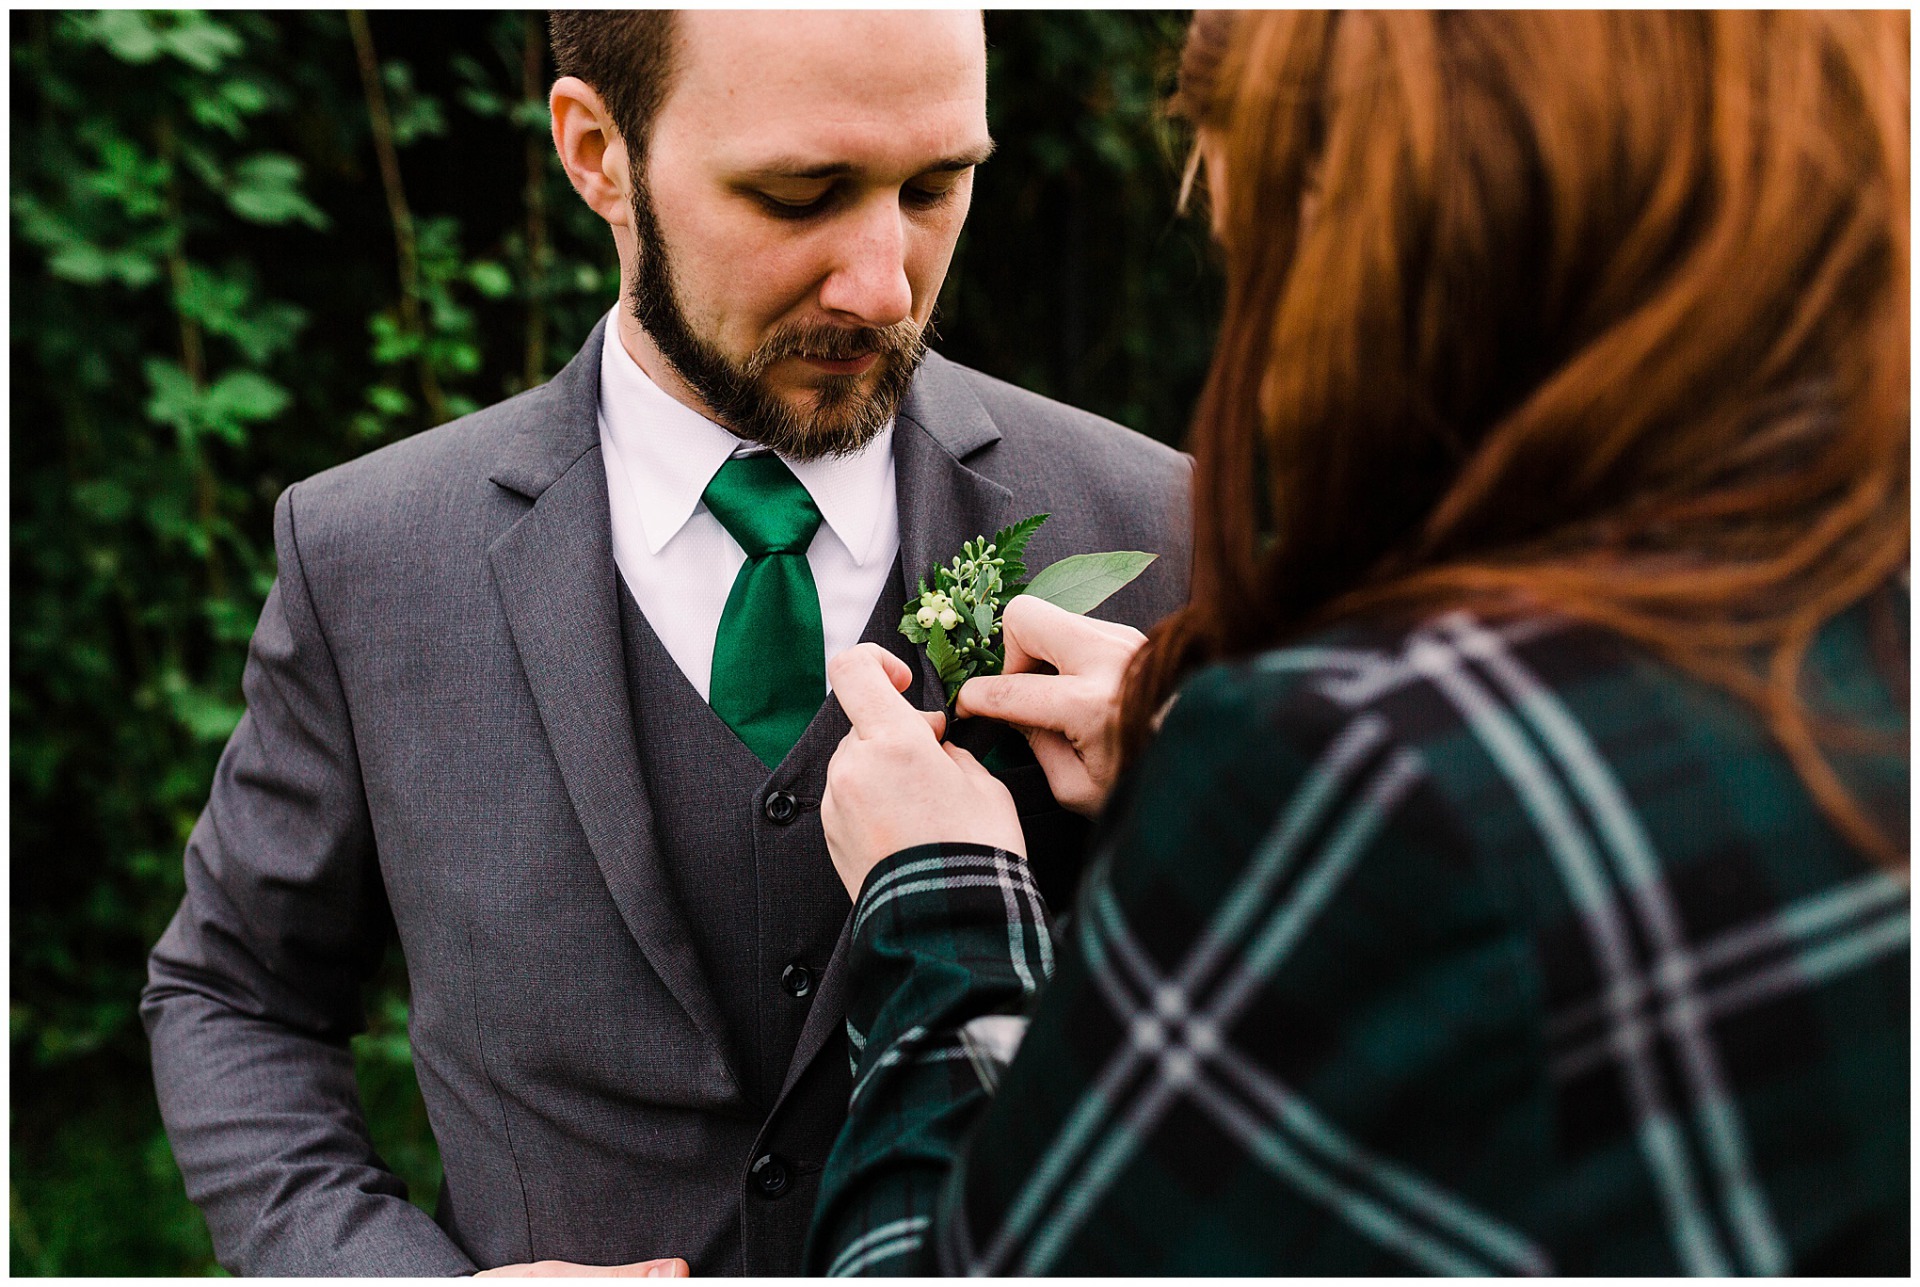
left=142, top=319, right=1191, bottom=1275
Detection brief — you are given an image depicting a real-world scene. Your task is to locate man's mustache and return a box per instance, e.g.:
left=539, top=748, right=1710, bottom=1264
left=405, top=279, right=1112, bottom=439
left=746, top=320, right=925, bottom=373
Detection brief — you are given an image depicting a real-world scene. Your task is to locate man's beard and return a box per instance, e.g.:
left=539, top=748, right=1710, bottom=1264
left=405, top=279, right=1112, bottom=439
left=627, top=185, right=927, bottom=460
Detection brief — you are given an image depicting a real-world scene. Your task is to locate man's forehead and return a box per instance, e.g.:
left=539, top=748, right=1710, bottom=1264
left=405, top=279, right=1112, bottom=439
left=660, top=10, right=989, bottom=163
left=672, top=9, right=985, bottom=75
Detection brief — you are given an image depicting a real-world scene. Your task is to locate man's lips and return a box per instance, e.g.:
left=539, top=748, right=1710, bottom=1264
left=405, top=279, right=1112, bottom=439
left=795, top=352, right=880, bottom=376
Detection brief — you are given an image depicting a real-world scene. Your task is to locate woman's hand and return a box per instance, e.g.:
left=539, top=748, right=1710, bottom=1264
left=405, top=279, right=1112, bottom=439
left=954, top=595, right=1145, bottom=817
left=477, top=1258, right=689, bottom=1277
left=822, top=644, right=1027, bottom=901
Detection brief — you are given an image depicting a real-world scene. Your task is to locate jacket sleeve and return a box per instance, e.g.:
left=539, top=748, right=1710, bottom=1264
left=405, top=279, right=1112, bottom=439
left=140, top=483, right=475, bottom=1276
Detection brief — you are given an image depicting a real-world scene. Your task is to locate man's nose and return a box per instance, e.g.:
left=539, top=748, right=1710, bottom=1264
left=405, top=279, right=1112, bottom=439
left=816, top=196, right=914, bottom=327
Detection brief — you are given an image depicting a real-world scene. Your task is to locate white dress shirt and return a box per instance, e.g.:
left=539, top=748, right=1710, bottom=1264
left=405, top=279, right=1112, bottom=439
left=596, top=310, right=901, bottom=702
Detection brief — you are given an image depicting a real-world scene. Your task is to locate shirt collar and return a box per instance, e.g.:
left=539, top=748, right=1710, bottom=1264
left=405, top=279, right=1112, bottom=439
left=597, top=310, right=894, bottom=565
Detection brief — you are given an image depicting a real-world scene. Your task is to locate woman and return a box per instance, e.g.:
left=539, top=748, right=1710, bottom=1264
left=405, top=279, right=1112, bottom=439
left=809, top=10, right=1907, bottom=1275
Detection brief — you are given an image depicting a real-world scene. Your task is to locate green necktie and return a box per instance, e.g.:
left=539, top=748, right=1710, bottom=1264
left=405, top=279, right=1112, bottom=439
left=703, top=453, right=826, bottom=768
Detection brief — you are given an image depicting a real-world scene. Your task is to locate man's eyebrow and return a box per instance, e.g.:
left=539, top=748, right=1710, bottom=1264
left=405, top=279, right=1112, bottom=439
left=740, top=141, right=997, bottom=182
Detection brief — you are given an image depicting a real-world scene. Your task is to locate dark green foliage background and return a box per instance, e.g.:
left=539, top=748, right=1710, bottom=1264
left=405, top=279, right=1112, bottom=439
left=10, top=10, right=1216, bottom=1273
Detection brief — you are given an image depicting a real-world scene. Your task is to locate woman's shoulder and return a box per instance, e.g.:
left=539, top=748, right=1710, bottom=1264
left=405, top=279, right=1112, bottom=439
left=1163, top=602, right=1905, bottom=845
left=1136, top=601, right=1907, bottom=1002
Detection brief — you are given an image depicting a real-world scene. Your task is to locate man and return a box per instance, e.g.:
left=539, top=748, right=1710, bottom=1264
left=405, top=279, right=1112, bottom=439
left=142, top=11, right=1190, bottom=1276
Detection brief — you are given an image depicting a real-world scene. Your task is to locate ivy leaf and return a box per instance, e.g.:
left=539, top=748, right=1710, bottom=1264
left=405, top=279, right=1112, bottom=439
left=369, top=311, right=420, bottom=363
left=467, top=261, right=513, bottom=299
left=88, top=11, right=164, bottom=63
left=1021, top=551, right=1158, bottom=614
left=382, top=62, right=448, bottom=145
left=228, top=301, right=308, bottom=364
left=509, top=100, right=551, bottom=130
left=366, top=385, right=412, bottom=417
left=190, top=78, right=270, bottom=137
left=460, top=87, right=508, bottom=118
left=49, top=244, right=161, bottom=290
left=225, top=154, right=327, bottom=228
left=142, top=358, right=200, bottom=437
left=220, top=78, right=269, bottom=115
left=46, top=242, right=113, bottom=285
left=205, top=370, right=290, bottom=425
left=174, top=265, right=250, bottom=333
left=164, top=676, right=245, bottom=744
left=161, top=15, right=243, bottom=72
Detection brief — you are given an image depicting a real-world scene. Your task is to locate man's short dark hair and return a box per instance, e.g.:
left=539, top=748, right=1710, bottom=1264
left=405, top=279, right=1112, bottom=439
left=547, top=11, right=677, bottom=161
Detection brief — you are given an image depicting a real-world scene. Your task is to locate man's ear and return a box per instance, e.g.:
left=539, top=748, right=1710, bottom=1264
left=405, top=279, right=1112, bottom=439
left=550, top=75, right=631, bottom=228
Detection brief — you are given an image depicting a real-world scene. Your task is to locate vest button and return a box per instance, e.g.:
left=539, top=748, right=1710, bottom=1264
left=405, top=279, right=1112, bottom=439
left=781, top=964, right=813, bottom=998
left=750, top=1152, right=791, bottom=1199
left=764, top=791, right=798, bottom=825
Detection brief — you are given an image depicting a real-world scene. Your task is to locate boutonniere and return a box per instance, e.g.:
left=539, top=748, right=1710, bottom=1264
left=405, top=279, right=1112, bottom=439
left=899, top=513, right=1156, bottom=704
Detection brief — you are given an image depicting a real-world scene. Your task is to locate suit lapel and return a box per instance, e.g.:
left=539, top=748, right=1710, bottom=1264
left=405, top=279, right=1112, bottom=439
left=772, top=353, right=1015, bottom=1106
left=888, top=354, right=1016, bottom=712
left=487, top=319, right=740, bottom=1098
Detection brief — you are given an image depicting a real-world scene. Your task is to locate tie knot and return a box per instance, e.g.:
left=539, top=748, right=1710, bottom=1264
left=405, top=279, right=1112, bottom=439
left=701, top=454, right=823, bottom=556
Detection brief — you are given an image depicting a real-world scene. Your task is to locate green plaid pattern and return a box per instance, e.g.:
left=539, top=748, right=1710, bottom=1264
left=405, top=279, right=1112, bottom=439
left=807, top=604, right=1909, bottom=1275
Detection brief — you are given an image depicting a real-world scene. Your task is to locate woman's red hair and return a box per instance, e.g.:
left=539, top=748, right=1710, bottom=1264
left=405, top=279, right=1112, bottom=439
left=1127, top=11, right=1909, bottom=861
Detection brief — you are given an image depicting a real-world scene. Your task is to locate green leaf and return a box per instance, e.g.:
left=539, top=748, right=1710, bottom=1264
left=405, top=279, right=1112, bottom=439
left=160, top=16, right=243, bottom=72
left=46, top=242, right=113, bottom=285
left=369, top=312, right=420, bottom=363
left=926, top=623, right=968, bottom=685
left=205, top=370, right=290, bottom=425
left=972, top=600, right=996, bottom=639
left=990, top=514, right=1052, bottom=568
left=509, top=100, right=551, bottom=130
left=1021, top=551, right=1158, bottom=614
left=225, top=154, right=327, bottom=228
left=142, top=358, right=200, bottom=436
left=173, top=265, right=250, bottom=332
left=89, top=11, right=164, bottom=63
left=460, top=87, right=507, bottom=118
left=229, top=301, right=308, bottom=364
left=366, top=384, right=412, bottom=417
left=467, top=261, right=513, bottom=298
left=898, top=613, right=929, bottom=644
left=169, top=684, right=244, bottom=743
left=221, top=78, right=269, bottom=115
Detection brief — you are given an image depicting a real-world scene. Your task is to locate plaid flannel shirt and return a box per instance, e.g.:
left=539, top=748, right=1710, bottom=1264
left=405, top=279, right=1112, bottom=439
left=806, top=602, right=1908, bottom=1275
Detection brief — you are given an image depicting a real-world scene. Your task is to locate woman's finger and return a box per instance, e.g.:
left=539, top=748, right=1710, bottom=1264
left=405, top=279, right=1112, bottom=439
left=1027, top=730, right=1102, bottom=817
left=953, top=671, right=1078, bottom=733
left=1000, top=594, right=1144, bottom=677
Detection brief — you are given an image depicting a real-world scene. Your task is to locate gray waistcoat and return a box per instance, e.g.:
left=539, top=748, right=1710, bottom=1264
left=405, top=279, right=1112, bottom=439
left=615, top=562, right=909, bottom=1269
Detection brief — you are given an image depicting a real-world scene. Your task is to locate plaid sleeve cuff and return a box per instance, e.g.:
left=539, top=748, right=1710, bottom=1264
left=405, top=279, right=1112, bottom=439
left=852, top=843, right=1052, bottom=952
left=845, top=843, right=1056, bottom=1080
left=805, top=845, right=1056, bottom=1276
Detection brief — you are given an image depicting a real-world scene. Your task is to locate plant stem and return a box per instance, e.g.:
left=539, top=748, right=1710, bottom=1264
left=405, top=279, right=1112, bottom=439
left=156, top=115, right=224, bottom=602
left=347, top=9, right=449, bottom=425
